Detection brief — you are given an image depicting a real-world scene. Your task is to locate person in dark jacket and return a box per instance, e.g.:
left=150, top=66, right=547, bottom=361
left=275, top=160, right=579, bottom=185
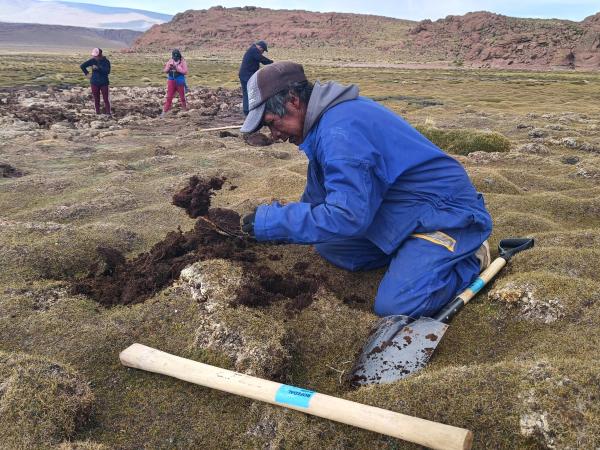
left=238, top=40, right=273, bottom=116
left=240, top=62, right=492, bottom=319
left=80, top=48, right=111, bottom=115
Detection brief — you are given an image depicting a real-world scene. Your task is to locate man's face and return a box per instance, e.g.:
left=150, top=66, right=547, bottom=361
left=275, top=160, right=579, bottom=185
left=256, top=45, right=265, bottom=54
left=262, top=95, right=306, bottom=145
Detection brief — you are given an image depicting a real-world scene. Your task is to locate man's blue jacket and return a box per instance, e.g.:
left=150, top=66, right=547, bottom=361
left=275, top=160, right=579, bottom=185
left=253, top=97, right=492, bottom=255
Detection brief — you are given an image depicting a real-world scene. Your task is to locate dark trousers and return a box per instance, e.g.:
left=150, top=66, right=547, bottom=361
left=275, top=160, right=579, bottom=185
left=240, top=78, right=249, bottom=116
left=91, top=84, right=110, bottom=114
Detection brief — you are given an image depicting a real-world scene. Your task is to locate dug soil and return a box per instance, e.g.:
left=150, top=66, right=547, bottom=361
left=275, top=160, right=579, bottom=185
left=72, top=176, right=320, bottom=309
left=0, top=163, right=24, bottom=178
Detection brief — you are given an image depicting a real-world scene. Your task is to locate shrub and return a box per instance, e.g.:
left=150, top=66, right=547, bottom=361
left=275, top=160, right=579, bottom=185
left=416, top=126, right=511, bottom=155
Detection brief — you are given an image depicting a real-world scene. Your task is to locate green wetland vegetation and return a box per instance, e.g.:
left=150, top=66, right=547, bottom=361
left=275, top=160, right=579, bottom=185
left=1, top=51, right=600, bottom=449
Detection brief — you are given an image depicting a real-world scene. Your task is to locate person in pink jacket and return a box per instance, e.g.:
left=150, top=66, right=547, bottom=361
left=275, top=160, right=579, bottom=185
left=161, top=49, right=188, bottom=116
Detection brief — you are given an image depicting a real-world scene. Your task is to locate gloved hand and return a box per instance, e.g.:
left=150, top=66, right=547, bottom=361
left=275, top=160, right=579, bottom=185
left=241, top=210, right=256, bottom=237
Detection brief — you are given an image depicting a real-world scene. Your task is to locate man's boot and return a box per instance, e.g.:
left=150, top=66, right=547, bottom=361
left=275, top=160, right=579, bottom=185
left=475, top=240, right=491, bottom=271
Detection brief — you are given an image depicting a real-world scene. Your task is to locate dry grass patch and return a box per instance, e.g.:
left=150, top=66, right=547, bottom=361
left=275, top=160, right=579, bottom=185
left=0, top=352, right=94, bottom=448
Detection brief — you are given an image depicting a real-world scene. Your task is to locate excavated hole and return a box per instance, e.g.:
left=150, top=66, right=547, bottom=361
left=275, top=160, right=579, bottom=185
left=71, top=176, right=320, bottom=310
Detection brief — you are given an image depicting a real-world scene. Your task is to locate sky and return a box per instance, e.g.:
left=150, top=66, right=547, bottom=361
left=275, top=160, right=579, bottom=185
left=47, top=0, right=600, bottom=21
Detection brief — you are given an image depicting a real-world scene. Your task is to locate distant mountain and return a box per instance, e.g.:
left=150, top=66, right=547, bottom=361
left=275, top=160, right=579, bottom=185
left=132, top=6, right=600, bottom=70
left=0, top=22, right=141, bottom=48
left=131, top=6, right=415, bottom=52
left=0, top=0, right=171, bottom=31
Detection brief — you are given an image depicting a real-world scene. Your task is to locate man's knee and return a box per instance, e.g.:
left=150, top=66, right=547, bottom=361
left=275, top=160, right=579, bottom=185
left=315, top=244, right=362, bottom=271
left=373, top=284, right=433, bottom=317
left=315, top=241, right=389, bottom=272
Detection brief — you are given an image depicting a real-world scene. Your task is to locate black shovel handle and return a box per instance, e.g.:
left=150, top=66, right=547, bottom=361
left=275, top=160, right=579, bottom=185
left=433, top=237, right=534, bottom=323
left=498, top=238, right=535, bottom=261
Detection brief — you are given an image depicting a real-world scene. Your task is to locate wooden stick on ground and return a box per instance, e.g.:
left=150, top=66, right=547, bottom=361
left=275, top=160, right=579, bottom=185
left=197, top=125, right=243, bottom=132
left=120, top=343, right=473, bottom=450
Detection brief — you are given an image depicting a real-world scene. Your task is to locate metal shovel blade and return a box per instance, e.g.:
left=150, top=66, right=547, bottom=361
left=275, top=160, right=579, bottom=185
left=349, top=315, right=449, bottom=387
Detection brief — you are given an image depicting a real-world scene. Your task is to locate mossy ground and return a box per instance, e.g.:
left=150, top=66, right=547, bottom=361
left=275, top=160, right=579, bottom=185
left=1, top=51, right=599, bottom=448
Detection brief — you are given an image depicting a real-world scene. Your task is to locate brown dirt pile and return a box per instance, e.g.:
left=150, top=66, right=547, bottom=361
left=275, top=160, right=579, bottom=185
left=72, top=177, right=245, bottom=306
left=72, top=176, right=320, bottom=309
left=72, top=215, right=248, bottom=306
left=0, top=85, right=243, bottom=129
left=1, top=163, right=24, bottom=178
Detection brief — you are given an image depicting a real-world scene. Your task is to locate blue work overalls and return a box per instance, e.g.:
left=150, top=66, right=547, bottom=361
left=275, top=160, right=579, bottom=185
left=254, top=97, right=492, bottom=317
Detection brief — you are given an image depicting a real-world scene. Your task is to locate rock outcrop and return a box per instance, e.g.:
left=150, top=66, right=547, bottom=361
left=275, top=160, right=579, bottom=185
left=407, top=11, right=600, bottom=69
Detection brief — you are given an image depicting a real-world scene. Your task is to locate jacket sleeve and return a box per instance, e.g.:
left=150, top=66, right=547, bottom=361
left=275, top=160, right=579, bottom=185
left=254, top=156, right=387, bottom=244
left=175, top=59, right=188, bottom=75
left=260, top=55, right=273, bottom=65
left=80, top=59, right=92, bottom=75
left=163, top=59, right=173, bottom=73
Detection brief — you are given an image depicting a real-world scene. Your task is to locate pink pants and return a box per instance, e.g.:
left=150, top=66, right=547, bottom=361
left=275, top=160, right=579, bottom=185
left=163, top=80, right=187, bottom=112
left=91, top=84, right=110, bottom=114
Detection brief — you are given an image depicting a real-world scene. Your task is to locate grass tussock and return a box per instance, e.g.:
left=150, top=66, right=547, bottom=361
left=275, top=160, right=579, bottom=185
left=0, top=352, right=94, bottom=448
left=417, top=126, right=511, bottom=155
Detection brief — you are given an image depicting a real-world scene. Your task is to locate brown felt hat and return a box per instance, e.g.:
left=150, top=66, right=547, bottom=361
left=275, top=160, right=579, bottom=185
left=241, top=61, right=307, bottom=134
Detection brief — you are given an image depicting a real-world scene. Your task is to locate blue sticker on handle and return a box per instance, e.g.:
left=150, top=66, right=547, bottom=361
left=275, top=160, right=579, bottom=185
left=469, top=277, right=485, bottom=294
left=275, top=385, right=315, bottom=408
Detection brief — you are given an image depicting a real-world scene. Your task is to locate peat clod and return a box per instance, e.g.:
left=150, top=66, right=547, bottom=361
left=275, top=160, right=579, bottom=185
left=73, top=176, right=318, bottom=308
left=73, top=208, right=318, bottom=310
left=244, top=132, right=273, bottom=147
left=72, top=212, right=250, bottom=306
left=172, top=175, right=226, bottom=218
left=1, top=163, right=24, bottom=178
left=235, top=265, right=319, bottom=310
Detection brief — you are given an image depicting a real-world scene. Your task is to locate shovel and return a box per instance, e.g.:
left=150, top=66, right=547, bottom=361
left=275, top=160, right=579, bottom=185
left=349, top=238, right=534, bottom=387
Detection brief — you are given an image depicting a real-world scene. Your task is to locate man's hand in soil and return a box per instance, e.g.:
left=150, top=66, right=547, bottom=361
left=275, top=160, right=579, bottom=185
left=241, top=210, right=256, bottom=236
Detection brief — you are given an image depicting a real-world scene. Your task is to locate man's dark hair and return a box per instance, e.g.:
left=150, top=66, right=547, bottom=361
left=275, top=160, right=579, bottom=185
left=264, top=81, right=313, bottom=117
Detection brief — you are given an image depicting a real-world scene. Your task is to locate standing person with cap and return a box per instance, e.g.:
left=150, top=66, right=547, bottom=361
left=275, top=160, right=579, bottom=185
left=238, top=40, right=273, bottom=116
left=80, top=48, right=111, bottom=116
left=240, top=61, right=492, bottom=323
left=161, top=49, right=188, bottom=117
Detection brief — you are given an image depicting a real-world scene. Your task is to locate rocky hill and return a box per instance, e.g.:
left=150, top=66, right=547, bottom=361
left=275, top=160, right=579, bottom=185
left=407, top=11, right=600, bottom=69
left=0, top=22, right=141, bottom=48
left=131, top=6, right=413, bottom=53
left=131, top=7, right=600, bottom=70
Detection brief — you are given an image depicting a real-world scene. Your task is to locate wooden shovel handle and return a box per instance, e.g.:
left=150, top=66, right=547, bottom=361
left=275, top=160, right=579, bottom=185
left=120, top=343, right=473, bottom=450
left=458, top=257, right=507, bottom=305
left=198, top=125, right=242, bottom=132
